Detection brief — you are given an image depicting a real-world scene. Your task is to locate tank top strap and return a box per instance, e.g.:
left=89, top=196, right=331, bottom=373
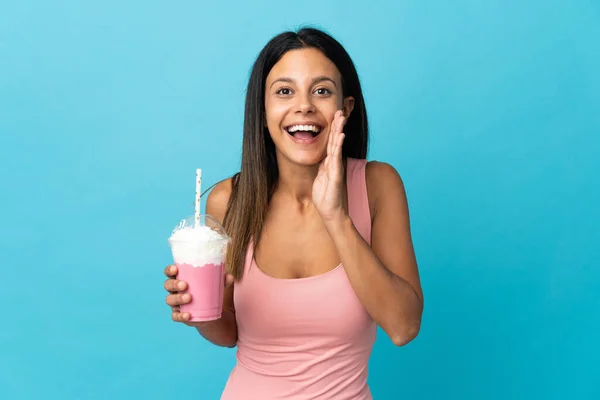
left=346, top=158, right=372, bottom=245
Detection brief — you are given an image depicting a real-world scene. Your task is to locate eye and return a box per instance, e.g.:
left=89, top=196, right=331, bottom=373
left=314, top=87, right=332, bottom=96
left=276, top=88, right=292, bottom=95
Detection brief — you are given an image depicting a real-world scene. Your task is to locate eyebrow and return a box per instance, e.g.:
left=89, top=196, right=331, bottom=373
left=269, top=75, right=337, bottom=89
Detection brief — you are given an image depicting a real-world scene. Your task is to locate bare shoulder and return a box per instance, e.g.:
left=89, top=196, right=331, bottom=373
left=366, top=160, right=404, bottom=183
left=365, top=161, right=407, bottom=217
left=206, top=176, right=235, bottom=224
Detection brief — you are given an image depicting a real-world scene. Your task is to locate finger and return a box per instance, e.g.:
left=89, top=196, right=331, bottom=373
left=164, top=279, right=188, bottom=293
left=330, top=133, right=343, bottom=177
left=164, top=279, right=186, bottom=293
left=336, top=109, right=344, bottom=128
left=180, top=312, right=191, bottom=322
left=164, top=265, right=177, bottom=277
left=339, top=112, right=347, bottom=132
left=225, top=274, right=235, bottom=288
left=331, top=110, right=338, bottom=131
left=335, top=133, right=345, bottom=158
left=328, top=116, right=336, bottom=156
left=172, top=311, right=190, bottom=323
left=166, top=293, right=191, bottom=307
left=327, top=112, right=340, bottom=161
left=332, top=111, right=344, bottom=146
left=332, top=112, right=345, bottom=161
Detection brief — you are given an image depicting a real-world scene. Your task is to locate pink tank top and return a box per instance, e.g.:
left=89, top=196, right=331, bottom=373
left=220, top=158, right=376, bottom=400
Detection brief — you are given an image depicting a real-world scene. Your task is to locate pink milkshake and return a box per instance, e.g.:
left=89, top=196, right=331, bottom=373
left=168, top=214, right=230, bottom=322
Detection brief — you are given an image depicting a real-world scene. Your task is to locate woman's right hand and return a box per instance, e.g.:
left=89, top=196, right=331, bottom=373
left=164, top=264, right=234, bottom=326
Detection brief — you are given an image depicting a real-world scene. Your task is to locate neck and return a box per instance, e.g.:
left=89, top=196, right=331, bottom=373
left=274, top=158, right=320, bottom=206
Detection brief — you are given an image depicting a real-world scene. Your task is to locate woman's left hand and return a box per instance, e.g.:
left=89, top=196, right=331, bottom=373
left=312, top=110, right=347, bottom=223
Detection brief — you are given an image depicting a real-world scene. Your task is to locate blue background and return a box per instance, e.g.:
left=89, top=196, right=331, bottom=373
left=1, top=0, right=599, bottom=399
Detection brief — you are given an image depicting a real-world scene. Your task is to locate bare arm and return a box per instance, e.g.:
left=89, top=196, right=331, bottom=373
left=324, top=161, right=423, bottom=346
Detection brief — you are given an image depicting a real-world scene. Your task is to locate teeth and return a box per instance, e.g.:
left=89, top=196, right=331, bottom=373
left=287, top=125, right=321, bottom=133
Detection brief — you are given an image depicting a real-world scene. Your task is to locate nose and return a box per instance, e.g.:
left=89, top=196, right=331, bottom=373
left=295, top=92, right=315, bottom=114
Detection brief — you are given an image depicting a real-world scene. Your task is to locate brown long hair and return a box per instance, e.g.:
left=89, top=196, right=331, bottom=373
left=223, top=27, right=369, bottom=280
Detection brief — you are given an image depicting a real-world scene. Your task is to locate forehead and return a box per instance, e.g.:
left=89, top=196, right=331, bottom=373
left=266, top=48, right=341, bottom=84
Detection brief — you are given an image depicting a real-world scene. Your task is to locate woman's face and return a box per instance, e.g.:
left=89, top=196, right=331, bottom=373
left=264, top=48, right=354, bottom=167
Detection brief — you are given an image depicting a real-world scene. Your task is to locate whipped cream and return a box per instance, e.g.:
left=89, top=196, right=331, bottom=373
left=169, top=225, right=229, bottom=267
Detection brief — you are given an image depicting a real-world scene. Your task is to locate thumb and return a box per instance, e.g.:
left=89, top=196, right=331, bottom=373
left=225, top=274, right=235, bottom=288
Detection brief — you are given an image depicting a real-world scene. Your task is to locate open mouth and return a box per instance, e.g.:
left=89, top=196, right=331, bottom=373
left=285, top=124, right=323, bottom=140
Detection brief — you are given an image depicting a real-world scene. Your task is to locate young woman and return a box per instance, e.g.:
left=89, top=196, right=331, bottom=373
left=163, top=27, right=423, bottom=399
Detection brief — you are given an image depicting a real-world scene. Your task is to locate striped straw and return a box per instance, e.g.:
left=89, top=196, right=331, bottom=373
left=195, top=168, right=202, bottom=227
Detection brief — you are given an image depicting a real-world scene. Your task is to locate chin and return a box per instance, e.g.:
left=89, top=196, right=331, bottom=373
left=278, top=147, right=326, bottom=168
left=292, top=152, right=326, bottom=167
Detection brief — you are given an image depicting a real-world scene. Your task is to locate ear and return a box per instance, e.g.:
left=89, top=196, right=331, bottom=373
left=342, top=96, right=355, bottom=118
